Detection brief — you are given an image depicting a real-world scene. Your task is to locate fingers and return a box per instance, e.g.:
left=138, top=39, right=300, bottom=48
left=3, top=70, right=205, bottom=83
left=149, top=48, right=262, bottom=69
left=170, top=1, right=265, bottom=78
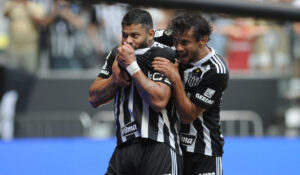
left=153, top=65, right=164, bottom=73
left=119, top=78, right=130, bottom=87
left=154, top=57, right=170, bottom=62
left=174, top=58, right=179, bottom=67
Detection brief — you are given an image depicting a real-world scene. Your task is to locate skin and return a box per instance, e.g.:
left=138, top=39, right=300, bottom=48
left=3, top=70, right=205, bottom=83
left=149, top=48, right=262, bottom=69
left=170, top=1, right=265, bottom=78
left=116, top=42, right=171, bottom=112
left=152, top=28, right=211, bottom=123
left=4, top=0, right=44, bottom=25
left=89, top=23, right=171, bottom=112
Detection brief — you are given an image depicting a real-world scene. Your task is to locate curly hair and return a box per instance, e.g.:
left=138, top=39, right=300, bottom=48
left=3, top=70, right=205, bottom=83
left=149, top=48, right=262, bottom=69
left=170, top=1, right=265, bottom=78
left=168, top=13, right=212, bottom=42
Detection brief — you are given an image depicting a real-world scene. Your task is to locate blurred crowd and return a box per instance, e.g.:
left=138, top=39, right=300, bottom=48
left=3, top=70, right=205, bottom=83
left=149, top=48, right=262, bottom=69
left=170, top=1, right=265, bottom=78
left=0, top=0, right=299, bottom=76
left=0, top=0, right=300, bottom=139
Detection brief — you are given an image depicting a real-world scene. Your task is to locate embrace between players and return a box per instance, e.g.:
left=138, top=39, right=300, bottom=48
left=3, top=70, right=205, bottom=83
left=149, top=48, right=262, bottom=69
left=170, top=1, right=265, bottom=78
left=89, top=8, right=229, bottom=175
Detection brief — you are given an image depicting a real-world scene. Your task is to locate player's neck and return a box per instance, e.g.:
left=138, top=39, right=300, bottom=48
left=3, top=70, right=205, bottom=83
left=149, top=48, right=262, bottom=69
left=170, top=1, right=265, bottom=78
left=148, top=39, right=154, bottom=47
left=197, top=45, right=211, bottom=61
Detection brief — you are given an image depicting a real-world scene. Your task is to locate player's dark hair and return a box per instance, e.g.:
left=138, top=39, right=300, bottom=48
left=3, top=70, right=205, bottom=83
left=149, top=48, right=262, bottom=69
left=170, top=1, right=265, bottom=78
left=122, top=9, right=153, bottom=31
left=168, top=12, right=212, bottom=41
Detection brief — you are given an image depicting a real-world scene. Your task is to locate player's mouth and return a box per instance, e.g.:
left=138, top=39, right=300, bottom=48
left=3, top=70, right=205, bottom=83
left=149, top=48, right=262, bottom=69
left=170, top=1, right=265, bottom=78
left=177, top=52, right=189, bottom=63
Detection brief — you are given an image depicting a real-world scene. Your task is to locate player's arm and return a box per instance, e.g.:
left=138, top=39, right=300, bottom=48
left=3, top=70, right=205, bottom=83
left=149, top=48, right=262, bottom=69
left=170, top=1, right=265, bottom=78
left=3, top=2, right=14, bottom=17
left=170, top=72, right=205, bottom=124
left=131, top=71, right=171, bottom=112
left=117, top=43, right=171, bottom=112
left=89, top=48, right=130, bottom=108
left=152, top=57, right=205, bottom=123
left=89, top=76, right=118, bottom=108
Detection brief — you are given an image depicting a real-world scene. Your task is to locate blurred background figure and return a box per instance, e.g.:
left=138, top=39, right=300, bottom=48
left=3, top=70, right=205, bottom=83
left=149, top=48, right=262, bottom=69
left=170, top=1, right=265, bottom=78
left=88, top=3, right=127, bottom=67
left=147, top=8, right=176, bottom=30
left=283, top=0, right=300, bottom=136
left=222, top=18, right=268, bottom=71
left=41, top=0, right=83, bottom=69
left=3, top=0, right=44, bottom=74
left=250, top=20, right=290, bottom=73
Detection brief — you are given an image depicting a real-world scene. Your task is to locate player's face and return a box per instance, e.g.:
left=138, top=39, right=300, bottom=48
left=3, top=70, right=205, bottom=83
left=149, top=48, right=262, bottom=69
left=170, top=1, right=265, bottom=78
left=174, top=29, right=201, bottom=64
left=122, top=24, right=150, bottom=50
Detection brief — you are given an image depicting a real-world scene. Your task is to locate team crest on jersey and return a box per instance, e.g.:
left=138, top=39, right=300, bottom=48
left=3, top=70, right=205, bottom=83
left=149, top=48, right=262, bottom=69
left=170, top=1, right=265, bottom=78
left=180, top=133, right=196, bottom=146
left=187, top=68, right=202, bottom=87
left=186, top=65, right=210, bottom=87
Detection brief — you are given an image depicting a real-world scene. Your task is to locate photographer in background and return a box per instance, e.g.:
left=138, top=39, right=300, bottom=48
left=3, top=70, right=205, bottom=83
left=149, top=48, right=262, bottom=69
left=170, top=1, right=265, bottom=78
left=41, top=0, right=83, bottom=69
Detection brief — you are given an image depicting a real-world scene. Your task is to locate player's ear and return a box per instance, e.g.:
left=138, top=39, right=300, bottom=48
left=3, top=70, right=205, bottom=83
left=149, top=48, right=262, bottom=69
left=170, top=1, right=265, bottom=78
left=199, top=35, right=209, bottom=45
left=148, top=29, right=155, bottom=40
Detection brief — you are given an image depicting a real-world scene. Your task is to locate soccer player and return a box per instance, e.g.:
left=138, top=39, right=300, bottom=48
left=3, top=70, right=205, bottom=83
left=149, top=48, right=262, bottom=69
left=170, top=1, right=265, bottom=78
left=152, top=13, right=229, bottom=175
left=89, top=9, right=183, bottom=175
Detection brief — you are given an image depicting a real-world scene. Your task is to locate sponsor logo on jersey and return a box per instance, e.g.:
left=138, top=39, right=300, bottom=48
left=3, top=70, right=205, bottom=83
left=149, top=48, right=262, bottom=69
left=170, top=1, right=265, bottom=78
left=121, top=121, right=138, bottom=137
left=203, top=88, right=216, bottom=98
left=180, top=133, right=196, bottom=146
left=154, top=30, right=164, bottom=37
left=195, top=93, right=214, bottom=104
left=152, top=72, right=163, bottom=81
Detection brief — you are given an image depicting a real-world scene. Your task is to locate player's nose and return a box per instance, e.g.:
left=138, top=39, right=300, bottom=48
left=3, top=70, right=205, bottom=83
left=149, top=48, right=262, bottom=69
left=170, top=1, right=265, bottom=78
left=124, top=36, right=133, bottom=45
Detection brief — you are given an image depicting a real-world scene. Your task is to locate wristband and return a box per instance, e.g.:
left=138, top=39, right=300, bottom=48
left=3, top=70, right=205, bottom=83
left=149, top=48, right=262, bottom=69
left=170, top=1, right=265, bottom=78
left=126, top=61, right=140, bottom=76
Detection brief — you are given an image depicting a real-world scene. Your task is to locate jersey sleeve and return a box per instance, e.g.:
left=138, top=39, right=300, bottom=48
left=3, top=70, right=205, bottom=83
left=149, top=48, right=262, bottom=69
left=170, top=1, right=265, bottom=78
left=97, top=46, right=118, bottom=79
left=149, top=47, right=176, bottom=86
left=189, top=72, right=228, bottom=109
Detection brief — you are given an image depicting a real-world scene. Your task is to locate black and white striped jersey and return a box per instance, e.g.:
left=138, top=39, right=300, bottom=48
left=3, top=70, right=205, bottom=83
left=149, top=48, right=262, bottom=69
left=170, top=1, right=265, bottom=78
left=98, top=42, right=182, bottom=155
left=179, top=48, right=229, bottom=156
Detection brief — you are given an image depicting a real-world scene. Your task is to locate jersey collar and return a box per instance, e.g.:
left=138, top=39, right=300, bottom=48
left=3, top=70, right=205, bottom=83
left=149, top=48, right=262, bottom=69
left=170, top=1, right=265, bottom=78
left=190, top=48, right=215, bottom=67
left=134, top=41, right=159, bottom=55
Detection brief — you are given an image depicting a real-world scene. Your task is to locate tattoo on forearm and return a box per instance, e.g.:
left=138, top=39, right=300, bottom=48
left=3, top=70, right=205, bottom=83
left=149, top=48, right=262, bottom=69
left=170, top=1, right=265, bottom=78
left=135, top=75, right=157, bottom=91
left=95, top=81, right=117, bottom=98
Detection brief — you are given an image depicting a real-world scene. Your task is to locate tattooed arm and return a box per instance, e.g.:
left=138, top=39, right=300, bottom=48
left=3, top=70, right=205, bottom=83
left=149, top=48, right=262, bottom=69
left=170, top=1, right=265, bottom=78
left=117, top=43, right=171, bottom=112
left=88, top=76, right=119, bottom=108
left=131, top=71, right=171, bottom=112
left=89, top=58, right=130, bottom=108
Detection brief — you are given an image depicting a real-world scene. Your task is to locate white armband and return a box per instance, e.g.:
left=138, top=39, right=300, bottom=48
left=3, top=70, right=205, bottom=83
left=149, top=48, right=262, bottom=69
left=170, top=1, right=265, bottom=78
left=126, top=61, right=140, bottom=76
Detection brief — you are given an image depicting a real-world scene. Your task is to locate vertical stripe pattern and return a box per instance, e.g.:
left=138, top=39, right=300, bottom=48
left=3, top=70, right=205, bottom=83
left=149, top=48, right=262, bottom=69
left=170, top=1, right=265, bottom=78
left=216, top=157, right=223, bottom=175
left=170, top=148, right=178, bottom=175
left=113, top=42, right=181, bottom=155
left=180, top=48, right=229, bottom=156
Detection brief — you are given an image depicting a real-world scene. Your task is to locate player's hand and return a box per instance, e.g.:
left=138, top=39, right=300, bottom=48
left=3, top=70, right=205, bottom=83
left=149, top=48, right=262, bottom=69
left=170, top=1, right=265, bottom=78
left=152, top=57, right=180, bottom=84
left=116, top=43, right=136, bottom=69
left=112, top=58, right=131, bottom=88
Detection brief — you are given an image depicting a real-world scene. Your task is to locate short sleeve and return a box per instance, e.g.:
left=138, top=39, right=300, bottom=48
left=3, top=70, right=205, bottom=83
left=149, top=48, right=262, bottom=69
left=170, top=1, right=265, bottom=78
left=149, top=47, right=176, bottom=86
left=98, top=47, right=118, bottom=79
left=189, top=72, right=228, bottom=109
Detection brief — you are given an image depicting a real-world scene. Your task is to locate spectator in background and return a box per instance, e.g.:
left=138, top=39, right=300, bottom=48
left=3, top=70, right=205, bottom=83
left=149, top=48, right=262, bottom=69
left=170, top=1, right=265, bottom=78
left=222, top=18, right=267, bottom=71
left=284, top=22, right=300, bottom=102
left=3, top=0, right=44, bottom=73
left=42, top=0, right=83, bottom=69
left=251, top=21, right=290, bottom=73
left=208, top=15, right=232, bottom=57
left=147, top=8, right=176, bottom=30
left=91, top=3, right=127, bottom=54
left=291, top=19, right=300, bottom=78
